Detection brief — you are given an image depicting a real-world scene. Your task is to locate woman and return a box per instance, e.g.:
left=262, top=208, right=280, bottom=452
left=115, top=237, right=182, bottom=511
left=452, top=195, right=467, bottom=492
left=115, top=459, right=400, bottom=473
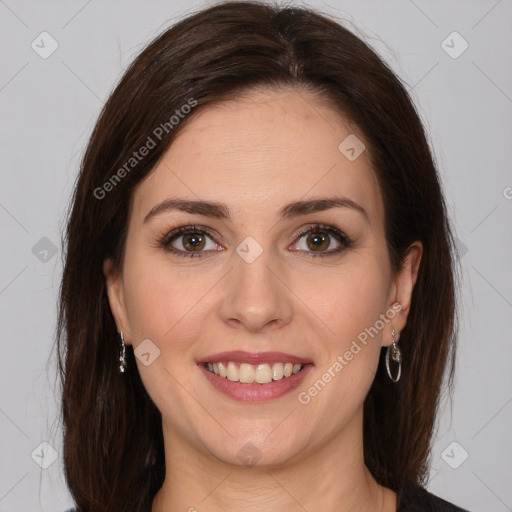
left=56, top=2, right=469, bottom=511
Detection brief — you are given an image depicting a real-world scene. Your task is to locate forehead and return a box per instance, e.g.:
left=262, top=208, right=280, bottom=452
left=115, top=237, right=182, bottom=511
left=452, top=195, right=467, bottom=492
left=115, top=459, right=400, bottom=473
left=131, top=88, right=383, bottom=228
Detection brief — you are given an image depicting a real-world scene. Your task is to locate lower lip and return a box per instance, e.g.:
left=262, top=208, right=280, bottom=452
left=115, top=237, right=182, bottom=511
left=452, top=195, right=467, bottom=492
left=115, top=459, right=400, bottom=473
left=199, top=363, right=314, bottom=402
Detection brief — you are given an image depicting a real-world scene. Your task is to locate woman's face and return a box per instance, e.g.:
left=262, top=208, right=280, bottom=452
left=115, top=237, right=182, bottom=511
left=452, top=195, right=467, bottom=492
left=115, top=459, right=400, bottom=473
left=105, top=88, right=421, bottom=467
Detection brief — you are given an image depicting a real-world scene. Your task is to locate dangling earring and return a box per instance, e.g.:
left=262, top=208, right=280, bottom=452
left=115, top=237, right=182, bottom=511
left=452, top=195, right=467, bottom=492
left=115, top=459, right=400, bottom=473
left=385, top=329, right=401, bottom=382
left=118, top=330, right=127, bottom=373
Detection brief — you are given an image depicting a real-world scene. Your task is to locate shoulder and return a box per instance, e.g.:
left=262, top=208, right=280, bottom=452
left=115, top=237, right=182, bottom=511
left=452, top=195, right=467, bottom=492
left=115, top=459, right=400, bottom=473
left=397, top=482, right=470, bottom=512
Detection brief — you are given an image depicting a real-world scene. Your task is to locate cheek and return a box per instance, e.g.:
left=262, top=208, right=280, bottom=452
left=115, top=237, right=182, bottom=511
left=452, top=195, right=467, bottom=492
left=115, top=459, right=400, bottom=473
left=122, top=251, right=207, bottom=345
left=307, top=260, right=390, bottom=341
left=121, top=257, right=210, bottom=430
left=124, top=275, right=172, bottom=341
left=305, top=260, right=390, bottom=396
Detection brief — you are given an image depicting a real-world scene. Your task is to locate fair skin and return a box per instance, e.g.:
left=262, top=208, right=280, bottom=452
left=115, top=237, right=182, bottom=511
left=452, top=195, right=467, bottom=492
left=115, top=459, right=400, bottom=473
left=104, top=88, right=422, bottom=512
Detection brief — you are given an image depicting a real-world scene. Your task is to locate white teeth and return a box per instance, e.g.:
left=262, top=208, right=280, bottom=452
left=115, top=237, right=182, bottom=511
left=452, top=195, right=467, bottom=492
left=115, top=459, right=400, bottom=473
left=217, top=362, right=227, bottom=378
left=205, top=361, right=305, bottom=384
left=227, top=362, right=238, bottom=381
left=272, top=362, right=284, bottom=380
left=239, top=363, right=255, bottom=383
left=255, top=364, right=273, bottom=383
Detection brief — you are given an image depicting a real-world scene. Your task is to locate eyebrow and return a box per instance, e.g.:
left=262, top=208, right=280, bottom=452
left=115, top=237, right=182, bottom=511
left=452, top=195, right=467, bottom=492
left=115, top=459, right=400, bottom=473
left=143, top=196, right=369, bottom=224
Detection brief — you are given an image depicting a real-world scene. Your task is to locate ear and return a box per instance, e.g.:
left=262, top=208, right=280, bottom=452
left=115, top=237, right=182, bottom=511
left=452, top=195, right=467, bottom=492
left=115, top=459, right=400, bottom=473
left=383, top=241, right=423, bottom=346
left=103, top=258, right=132, bottom=344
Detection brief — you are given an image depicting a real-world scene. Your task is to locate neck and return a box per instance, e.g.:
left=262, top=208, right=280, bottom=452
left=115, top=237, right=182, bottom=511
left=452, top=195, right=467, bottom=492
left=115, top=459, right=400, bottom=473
left=151, top=409, right=396, bottom=512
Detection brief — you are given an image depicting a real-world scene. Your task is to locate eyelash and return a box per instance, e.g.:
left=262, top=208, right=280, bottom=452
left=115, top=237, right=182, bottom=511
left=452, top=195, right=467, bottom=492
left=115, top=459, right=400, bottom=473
left=157, top=223, right=354, bottom=259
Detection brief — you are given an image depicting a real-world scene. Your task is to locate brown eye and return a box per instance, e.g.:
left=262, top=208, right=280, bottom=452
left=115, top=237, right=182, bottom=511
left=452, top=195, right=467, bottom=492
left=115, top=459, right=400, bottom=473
left=294, top=228, right=341, bottom=253
left=291, top=224, right=354, bottom=257
left=305, top=231, right=331, bottom=251
left=161, top=226, right=222, bottom=257
left=180, top=232, right=206, bottom=251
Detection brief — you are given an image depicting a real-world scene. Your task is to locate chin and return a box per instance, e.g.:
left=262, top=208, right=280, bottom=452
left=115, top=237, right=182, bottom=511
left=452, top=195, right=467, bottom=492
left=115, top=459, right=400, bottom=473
left=204, top=432, right=306, bottom=469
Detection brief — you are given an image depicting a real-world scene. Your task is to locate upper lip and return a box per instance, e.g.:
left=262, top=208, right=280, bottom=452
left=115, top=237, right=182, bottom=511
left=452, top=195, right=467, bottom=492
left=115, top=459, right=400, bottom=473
left=197, top=350, right=313, bottom=365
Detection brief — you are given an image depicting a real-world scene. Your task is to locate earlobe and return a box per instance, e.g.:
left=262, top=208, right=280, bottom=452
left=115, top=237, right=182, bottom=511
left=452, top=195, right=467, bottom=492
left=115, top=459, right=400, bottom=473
left=395, top=242, right=422, bottom=310
left=103, top=258, right=131, bottom=343
left=386, top=241, right=423, bottom=338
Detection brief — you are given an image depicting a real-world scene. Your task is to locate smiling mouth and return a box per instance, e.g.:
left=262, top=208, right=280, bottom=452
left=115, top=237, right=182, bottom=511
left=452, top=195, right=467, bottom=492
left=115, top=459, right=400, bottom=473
left=203, top=361, right=306, bottom=384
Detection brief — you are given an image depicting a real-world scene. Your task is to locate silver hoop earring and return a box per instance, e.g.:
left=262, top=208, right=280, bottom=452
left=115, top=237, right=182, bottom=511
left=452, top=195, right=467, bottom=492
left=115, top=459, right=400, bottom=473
left=385, top=329, right=401, bottom=383
left=118, top=331, right=127, bottom=373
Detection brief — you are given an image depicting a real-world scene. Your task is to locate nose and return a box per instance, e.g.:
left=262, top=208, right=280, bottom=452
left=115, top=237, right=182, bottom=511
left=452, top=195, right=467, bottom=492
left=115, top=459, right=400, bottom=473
left=218, top=245, right=294, bottom=333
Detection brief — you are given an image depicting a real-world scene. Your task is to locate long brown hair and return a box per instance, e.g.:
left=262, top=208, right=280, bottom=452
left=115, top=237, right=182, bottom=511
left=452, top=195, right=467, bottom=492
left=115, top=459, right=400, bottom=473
left=55, top=1, right=459, bottom=509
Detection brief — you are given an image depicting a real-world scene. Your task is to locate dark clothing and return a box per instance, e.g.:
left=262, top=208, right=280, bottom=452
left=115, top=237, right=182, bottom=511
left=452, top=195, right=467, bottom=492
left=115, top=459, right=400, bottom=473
left=64, top=482, right=470, bottom=511
left=397, top=483, right=469, bottom=511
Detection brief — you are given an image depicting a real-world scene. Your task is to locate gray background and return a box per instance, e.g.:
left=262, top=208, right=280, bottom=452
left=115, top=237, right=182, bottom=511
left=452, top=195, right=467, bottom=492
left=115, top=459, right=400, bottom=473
left=0, top=1, right=511, bottom=510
